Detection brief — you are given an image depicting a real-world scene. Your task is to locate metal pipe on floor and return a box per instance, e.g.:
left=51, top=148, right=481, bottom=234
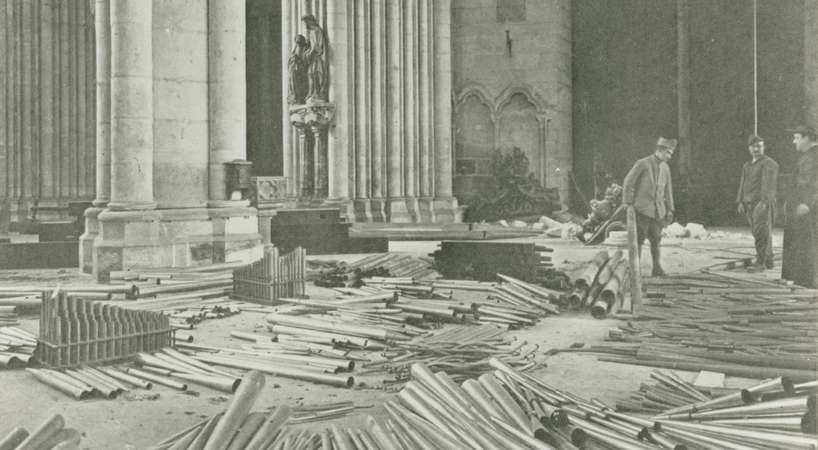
left=26, top=369, right=91, bottom=399
left=243, top=405, right=292, bottom=450
left=13, top=414, right=65, bottom=450
left=0, top=427, right=29, bottom=450
left=203, top=370, right=265, bottom=450
left=125, top=368, right=187, bottom=390
left=100, top=367, right=153, bottom=389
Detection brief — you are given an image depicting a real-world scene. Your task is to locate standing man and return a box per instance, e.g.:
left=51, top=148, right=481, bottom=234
left=736, top=135, right=779, bottom=272
left=623, top=137, right=676, bottom=276
left=782, top=125, right=818, bottom=288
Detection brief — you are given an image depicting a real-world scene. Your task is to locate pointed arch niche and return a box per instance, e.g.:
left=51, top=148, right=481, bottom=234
left=453, top=84, right=549, bottom=200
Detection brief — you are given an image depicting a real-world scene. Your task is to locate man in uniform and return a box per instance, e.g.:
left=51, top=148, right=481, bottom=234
left=781, top=125, right=818, bottom=288
left=623, top=137, right=676, bottom=277
left=736, top=135, right=779, bottom=272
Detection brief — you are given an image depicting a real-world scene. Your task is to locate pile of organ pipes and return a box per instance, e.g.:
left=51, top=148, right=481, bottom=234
left=0, top=414, right=82, bottom=450
left=564, top=249, right=631, bottom=318
left=311, top=253, right=439, bottom=288
left=653, top=376, right=818, bottom=439
left=599, top=272, right=818, bottom=381
left=614, top=370, right=714, bottom=414
left=0, top=326, right=37, bottom=369
left=26, top=347, right=242, bottom=399
left=150, top=359, right=818, bottom=449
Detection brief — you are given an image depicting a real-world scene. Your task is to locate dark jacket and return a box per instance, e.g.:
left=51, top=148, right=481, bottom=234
left=623, top=155, right=674, bottom=220
left=736, top=155, right=779, bottom=204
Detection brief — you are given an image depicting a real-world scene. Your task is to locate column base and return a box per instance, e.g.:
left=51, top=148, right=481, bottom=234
left=430, top=196, right=460, bottom=223
left=92, top=206, right=263, bottom=281
left=386, top=198, right=413, bottom=223
left=79, top=206, right=105, bottom=274
left=106, top=201, right=157, bottom=211
left=208, top=199, right=251, bottom=208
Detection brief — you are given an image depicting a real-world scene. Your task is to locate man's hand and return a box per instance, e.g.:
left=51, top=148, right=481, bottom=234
left=796, top=203, right=810, bottom=216
left=737, top=203, right=745, bottom=214
left=664, top=211, right=674, bottom=225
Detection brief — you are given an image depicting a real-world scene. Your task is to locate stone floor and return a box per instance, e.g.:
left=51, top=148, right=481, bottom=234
left=0, top=227, right=792, bottom=449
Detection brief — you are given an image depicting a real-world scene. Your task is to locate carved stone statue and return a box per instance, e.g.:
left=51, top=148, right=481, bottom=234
left=302, top=14, right=328, bottom=104
left=287, top=34, right=309, bottom=105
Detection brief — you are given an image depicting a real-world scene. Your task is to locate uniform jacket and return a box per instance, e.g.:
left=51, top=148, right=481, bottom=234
left=736, top=154, right=779, bottom=204
left=623, top=155, right=674, bottom=220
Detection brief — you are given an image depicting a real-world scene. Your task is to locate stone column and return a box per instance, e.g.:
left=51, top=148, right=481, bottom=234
left=208, top=0, right=248, bottom=206
left=386, top=0, right=411, bottom=222
left=80, top=0, right=112, bottom=272
left=806, top=0, right=818, bottom=127
left=94, top=0, right=111, bottom=207
left=431, top=0, right=456, bottom=222
left=676, top=0, right=692, bottom=192
left=296, top=127, right=308, bottom=197
left=107, top=0, right=154, bottom=210
left=325, top=0, right=351, bottom=205
left=312, top=126, right=327, bottom=198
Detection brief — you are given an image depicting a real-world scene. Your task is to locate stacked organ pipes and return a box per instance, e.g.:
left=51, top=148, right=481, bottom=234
left=25, top=347, right=243, bottom=399
left=35, top=289, right=172, bottom=368
left=652, top=376, right=818, bottom=437
left=150, top=359, right=818, bottom=450
left=599, top=272, right=818, bottom=380
left=614, top=370, right=714, bottom=414
left=0, top=414, right=82, bottom=450
left=565, top=249, right=631, bottom=318
left=232, top=245, right=306, bottom=305
left=0, top=326, right=37, bottom=369
left=311, top=252, right=440, bottom=288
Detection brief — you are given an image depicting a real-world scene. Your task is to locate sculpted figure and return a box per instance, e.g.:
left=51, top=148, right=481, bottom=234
left=287, top=34, right=309, bottom=105
left=302, top=14, right=328, bottom=103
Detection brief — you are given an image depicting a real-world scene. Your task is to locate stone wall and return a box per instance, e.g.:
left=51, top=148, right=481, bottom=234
left=0, top=0, right=96, bottom=229
left=451, top=0, right=572, bottom=204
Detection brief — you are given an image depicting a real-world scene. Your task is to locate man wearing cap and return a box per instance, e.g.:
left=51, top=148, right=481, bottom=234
left=781, top=125, right=818, bottom=288
left=736, top=135, right=779, bottom=272
left=623, top=137, right=676, bottom=276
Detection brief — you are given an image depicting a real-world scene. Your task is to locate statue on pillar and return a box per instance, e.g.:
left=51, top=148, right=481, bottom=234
left=287, top=34, right=309, bottom=105
left=302, top=14, right=328, bottom=104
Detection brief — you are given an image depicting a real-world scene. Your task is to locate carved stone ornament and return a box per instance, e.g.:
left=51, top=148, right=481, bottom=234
left=290, top=102, right=335, bottom=128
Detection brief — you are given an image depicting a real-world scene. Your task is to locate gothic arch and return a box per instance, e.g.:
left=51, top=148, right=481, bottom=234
left=455, top=82, right=497, bottom=120
left=495, top=84, right=552, bottom=116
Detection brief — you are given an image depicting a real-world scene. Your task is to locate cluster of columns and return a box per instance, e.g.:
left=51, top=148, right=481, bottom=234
left=81, top=0, right=259, bottom=275
left=282, top=0, right=457, bottom=223
left=0, top=0, right=96, bottom=226
left=90, top=0, right=248, bottom=212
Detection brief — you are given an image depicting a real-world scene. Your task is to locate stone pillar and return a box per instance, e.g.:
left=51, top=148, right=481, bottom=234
left=403, top=0, right=419, bottom=221
left=312, top=126, right=327, bottom=198
left=107, top=0, right=154, bottom=210
left=325, top=0, right=351, bottom=206
left=353, top=0, right=373, bottom=221
left=296, top=127, right=308, bottom=197
left=431, top=0, right=456, bottom=222
left=80, top=0, right=112, bottom=273
left=806, top=0, right=818, bottom=127
left=676, top=0, right=692, bottom=192
left=93, top=0, right=111, bottom=207
left=208, top=0, right=248, bottom=206
left=386, top=0, right=411, bottom=223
